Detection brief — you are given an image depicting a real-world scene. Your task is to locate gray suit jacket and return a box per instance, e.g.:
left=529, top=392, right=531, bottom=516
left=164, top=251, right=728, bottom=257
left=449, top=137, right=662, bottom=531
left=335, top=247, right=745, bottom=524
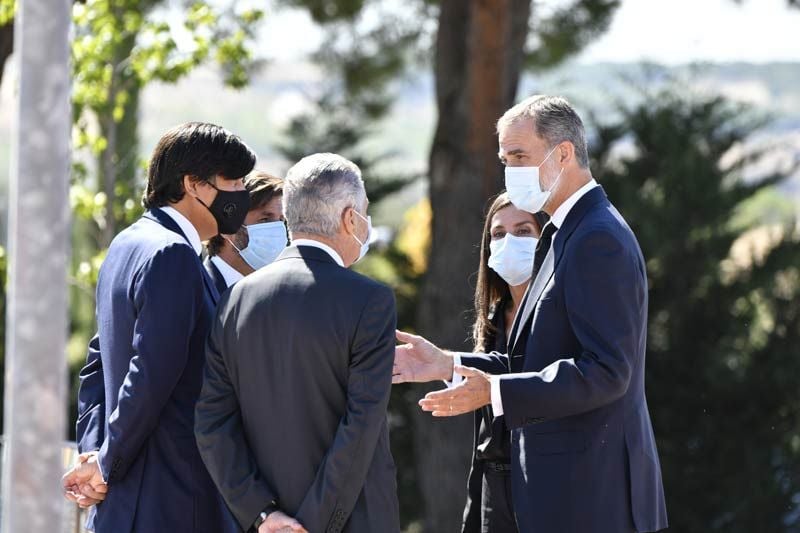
left=195, top=245, right=400, bottom=533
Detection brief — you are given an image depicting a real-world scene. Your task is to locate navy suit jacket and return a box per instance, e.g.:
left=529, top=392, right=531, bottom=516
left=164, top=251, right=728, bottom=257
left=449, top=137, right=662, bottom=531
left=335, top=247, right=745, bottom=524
left=75, top=208, right=236, bottom=533
left=460, top=187, right=668, bottom=533
left=203, top=256, right=231, bottom=296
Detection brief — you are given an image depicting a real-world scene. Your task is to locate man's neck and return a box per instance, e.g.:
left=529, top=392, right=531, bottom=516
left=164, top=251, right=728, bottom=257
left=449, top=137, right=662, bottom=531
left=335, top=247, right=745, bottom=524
left=217, top=245, right=255, bottom=276
left=544, top=170, right=593, bottom=216
left=168, top=199, right=213, bottom=240
left=291, top=233, right=348, bottom=262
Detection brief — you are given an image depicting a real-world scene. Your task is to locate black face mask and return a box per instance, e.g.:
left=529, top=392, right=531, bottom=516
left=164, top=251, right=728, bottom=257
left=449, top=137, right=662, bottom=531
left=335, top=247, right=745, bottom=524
left=196, top=182, right=250, bottom=235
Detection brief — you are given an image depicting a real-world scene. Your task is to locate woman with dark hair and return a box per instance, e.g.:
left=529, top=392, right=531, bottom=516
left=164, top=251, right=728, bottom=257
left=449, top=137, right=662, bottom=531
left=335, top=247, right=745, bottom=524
left=463, top=192, right=545, bottom=533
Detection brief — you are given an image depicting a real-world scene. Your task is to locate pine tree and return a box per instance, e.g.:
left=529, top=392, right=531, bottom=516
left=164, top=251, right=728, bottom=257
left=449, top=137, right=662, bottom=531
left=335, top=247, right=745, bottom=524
left=592, top=84, right=800, bottom=531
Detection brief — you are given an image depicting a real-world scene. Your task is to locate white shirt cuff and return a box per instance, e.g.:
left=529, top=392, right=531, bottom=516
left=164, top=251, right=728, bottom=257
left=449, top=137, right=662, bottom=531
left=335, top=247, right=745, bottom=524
left=444, top=354, right=462, bottom=388
left=93, top=451, right=106, bottom=483
left=490, top=375, right=504, bottom=416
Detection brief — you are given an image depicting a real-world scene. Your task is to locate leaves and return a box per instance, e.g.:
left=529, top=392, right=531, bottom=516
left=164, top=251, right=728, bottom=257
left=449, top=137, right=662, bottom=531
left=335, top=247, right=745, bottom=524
left=592, top=79, right=800, bottom=530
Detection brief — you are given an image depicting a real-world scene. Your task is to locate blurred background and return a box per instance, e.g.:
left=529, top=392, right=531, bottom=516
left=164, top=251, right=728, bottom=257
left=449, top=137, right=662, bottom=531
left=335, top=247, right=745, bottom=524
left=1, top=0, right=800, bottom=531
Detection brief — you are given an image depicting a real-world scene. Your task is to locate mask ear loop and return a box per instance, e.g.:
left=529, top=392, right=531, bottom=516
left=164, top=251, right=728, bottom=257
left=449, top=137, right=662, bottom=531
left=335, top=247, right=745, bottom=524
left=223, top=235, right=244, bottom=254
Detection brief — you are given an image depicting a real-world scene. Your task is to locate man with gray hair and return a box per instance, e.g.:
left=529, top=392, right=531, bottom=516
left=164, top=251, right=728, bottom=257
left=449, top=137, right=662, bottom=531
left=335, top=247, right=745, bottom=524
left=394, top=96, right=668, bottom=533
left=195, top=153, right=400, bottom=533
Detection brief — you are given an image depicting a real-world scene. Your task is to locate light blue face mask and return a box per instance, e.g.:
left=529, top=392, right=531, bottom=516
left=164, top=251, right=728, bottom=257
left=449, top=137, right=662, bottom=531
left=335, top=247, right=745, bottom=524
left=236, top=221, right=288, bottom=270
left=352, top=211, right=372, bottom=263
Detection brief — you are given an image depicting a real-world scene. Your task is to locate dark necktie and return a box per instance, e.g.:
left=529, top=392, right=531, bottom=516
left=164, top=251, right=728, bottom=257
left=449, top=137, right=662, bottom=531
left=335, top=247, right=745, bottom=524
left=532, top=221, right=557, bottom=280
left=507, top=221, right=558, bottom=351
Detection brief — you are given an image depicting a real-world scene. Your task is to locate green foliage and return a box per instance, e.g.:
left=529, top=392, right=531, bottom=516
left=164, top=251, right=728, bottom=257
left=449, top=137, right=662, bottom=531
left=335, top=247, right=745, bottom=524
left=278, top=0, right=367, bottom=23
left=71, top=0, right=263, bottom=153
left=279, top=91, right=420, bottom=205
left=592, top=82, right=800, bottom=531
left=61, top=0, right=265, bottom=438
left=277, top=3, right=425, bottom=205
left=526, top=0, right=619, bottom=69
left=0, top=0, right=14, bottom=25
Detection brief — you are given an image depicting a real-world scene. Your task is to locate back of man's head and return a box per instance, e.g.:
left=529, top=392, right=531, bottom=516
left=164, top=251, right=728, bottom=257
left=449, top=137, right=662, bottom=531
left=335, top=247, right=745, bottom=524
left=143, top=122, right=256, bottom=209
left=283, top=153, right=366, bottom=239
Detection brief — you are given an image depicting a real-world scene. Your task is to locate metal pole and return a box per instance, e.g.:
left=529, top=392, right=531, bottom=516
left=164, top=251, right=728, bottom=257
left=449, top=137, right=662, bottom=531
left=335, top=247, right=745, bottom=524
left=1, top=0, right=72, bottom=530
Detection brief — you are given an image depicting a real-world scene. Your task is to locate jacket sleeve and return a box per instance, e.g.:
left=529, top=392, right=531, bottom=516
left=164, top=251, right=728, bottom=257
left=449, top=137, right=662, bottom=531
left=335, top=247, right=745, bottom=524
left=294, top=285, right=397, bottom=533
left=457, top=351, right=511, bottom=375
left=76, top=334, right=105, bottom=453
left=97, top=244, right=203, bottom=483
left=194, top=301, right=279, bottom=532
left=499, top=228, right=643, bottom=430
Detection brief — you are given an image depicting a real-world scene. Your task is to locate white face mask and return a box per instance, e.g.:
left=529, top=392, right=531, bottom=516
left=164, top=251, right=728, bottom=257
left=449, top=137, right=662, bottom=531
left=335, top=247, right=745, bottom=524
left=352, top=211, right=372, bottom=263
left=504, top=144, right=564, bottom=213
left=236, top=221, right=288, bottom=270
left=487, top=234, right=539, bottom=287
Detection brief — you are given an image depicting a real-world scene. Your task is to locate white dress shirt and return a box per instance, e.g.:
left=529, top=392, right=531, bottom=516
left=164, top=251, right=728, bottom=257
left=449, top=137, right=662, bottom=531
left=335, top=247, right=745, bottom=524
left=160, top=206, right=202, bottom=255
left=487, top=178, right=599, bottom=415
left=292, top=238, right=345, bottom=267
left=210, top=255, right=244, bottom=287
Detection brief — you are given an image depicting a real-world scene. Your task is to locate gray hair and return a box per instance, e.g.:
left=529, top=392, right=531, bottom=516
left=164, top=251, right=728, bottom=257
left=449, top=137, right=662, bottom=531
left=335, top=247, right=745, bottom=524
left=497, top=95, right=590, bottom=168
left=282, top=153, right=367, bottom=238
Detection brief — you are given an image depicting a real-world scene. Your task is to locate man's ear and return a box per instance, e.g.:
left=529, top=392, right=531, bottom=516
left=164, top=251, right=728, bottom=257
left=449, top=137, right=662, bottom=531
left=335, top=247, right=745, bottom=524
left=342, top=206, right=356, bottom=236
left=183, top=175, right=198, bottom=198
left=558, top=142, right=575, bottom=166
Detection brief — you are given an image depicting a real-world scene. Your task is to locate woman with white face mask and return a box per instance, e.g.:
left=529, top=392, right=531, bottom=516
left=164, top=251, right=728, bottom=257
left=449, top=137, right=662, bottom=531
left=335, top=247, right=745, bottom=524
left=462, top=192, right=546, bottom=533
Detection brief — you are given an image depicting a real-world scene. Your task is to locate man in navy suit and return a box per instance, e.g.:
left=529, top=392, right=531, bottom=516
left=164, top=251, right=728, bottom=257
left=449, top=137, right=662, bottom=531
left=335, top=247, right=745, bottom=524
left=204, top=170, right=286, bottom=294
left=63, top=122, right=257, bottom=533
left=393, top=96, right=668, bottom=533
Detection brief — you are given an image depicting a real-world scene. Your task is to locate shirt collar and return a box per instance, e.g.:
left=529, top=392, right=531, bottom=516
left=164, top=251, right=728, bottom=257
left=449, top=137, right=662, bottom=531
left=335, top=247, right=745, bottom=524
left=550, top=179, right=598, bottom=230
left=291, top=239, right=345, bottom=267
left=210, top=256, right=245, bottom=287
left=160, top=206, right=202, bottom=256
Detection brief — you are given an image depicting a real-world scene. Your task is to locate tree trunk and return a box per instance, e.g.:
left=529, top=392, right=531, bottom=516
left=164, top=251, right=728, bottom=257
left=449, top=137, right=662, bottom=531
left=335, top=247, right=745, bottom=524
left=1, top=0, right=71, bottom=530
left=97, top=29, right=140, bottom=248
left=413, top=1, right=531, bottom=531
left=0, top=19, right=13, bottom=89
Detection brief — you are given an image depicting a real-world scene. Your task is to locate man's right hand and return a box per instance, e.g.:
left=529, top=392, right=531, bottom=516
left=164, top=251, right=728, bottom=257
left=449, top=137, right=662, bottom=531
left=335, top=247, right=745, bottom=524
left=259, top=511, right=307, bottom=533
left=393, top=330, right=453, bottom=384
left=62, top=451, right=108, bottom=508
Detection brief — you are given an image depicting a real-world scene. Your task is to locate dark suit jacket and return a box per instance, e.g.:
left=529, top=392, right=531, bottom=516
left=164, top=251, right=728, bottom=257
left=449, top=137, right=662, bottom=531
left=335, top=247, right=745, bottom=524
left=460, top=187, right=668, bottom=533
left=195, top=245, right=400, bottom=533
left=204, top=256, right=231, bottom=296
left=75, top=208, right=236, bottom=533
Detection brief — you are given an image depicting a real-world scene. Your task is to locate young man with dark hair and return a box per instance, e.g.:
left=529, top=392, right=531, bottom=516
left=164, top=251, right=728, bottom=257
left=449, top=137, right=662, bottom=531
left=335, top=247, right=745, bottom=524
left=204, top=170, right=287, bottom=294
left=64, top=122, right=256, bottom=533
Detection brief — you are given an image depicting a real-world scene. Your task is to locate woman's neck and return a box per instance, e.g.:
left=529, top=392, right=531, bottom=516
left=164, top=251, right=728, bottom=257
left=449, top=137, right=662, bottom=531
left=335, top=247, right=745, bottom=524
left=508, top=282, right=528, bottom=316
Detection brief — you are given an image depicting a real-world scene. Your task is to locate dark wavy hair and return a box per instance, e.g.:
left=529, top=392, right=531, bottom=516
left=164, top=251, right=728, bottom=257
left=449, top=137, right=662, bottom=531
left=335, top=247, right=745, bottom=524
left=472, top=193, right=546, bottom=352
left=143, top=122, right=256, bottom=208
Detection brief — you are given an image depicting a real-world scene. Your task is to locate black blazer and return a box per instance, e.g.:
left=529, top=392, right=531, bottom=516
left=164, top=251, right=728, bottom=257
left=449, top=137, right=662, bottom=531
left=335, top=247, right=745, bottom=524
left=462, top=300, right=511, bottom=533
left=195, top=245, right=400, bottom=533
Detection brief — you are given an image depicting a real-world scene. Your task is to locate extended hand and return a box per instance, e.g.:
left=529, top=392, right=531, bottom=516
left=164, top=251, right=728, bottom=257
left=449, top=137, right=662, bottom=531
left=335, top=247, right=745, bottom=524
left=418, top=365, right=492, bottom=416
left=259, top=511, right=307, bottom=533
left=62, top=451, right=108, bottom=508
left=393, top=330, right=453, bottom=384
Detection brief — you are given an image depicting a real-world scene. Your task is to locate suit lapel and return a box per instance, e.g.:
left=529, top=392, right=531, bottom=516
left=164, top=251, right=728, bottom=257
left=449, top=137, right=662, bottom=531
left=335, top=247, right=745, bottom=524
left=143, top=209, right=219, bottom=304
left=510, top=249, right=555, bottom=353
left=200, top=264, right=220, bottom=305
left=508, top=186, right=610, bottom=356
